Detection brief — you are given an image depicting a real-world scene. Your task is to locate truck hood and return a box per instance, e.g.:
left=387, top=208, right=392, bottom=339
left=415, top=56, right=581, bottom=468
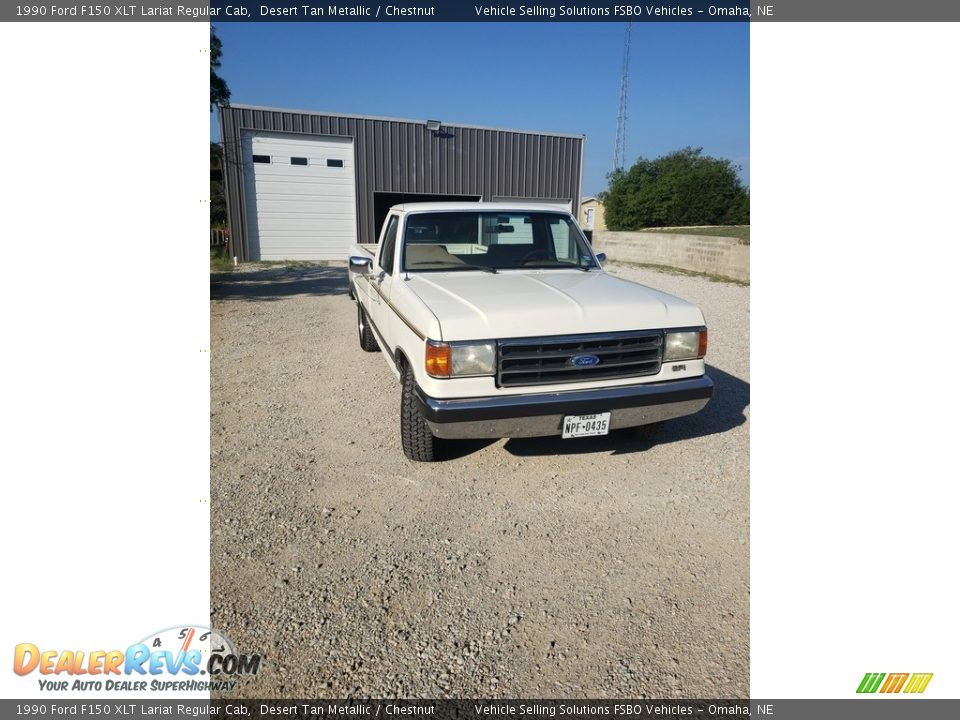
left=405, top=270, right=705, bottom=341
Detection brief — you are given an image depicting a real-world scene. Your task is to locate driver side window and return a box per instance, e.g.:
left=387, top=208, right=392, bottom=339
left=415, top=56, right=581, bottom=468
left=379, top=216, right=399, bottom=275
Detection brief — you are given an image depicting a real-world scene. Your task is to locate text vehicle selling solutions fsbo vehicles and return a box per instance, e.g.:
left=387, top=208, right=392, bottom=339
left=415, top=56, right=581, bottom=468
left=347, top=203, right=713, bottom=461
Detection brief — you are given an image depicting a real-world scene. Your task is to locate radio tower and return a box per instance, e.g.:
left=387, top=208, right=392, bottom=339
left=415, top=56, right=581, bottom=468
left=614, top=23, right=632, bottom=172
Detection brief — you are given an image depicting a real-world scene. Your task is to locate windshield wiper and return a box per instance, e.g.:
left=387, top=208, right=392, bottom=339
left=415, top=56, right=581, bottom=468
left=409, top=262, right=497, bottom=274
left=446, top=264, right=497, bottom=274
left=523, top=263, right=593, bottom=272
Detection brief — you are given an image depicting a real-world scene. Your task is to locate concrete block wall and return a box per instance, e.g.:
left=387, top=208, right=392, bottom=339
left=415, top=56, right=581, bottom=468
left=594, top=231, right=750, bottom=283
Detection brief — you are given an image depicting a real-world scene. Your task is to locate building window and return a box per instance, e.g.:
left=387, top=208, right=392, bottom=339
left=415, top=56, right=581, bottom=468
left=291, top=157, right=308, bottom=166
left=252, top=155, right=270, bottom=164
left=326, top=159, right=344, bottom=168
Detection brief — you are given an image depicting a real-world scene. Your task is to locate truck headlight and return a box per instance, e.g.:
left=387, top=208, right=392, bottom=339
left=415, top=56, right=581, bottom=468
left=425, top=341, right=496, bottom=378
left=663, top=329, right=707, bottom=362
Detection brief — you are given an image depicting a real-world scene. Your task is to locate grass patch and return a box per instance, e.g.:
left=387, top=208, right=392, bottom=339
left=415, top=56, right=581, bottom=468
left=637, top=225, right=750, bottom=244
left=251, top=260, right=330, bottom=268
left=210, top=247, right=234, bottom=272
left=210, top=250, right=338, bottom=273
left=608, top=259, right=748, bottom=286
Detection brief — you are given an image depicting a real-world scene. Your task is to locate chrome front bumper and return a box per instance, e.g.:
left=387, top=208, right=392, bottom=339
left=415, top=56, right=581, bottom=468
left=415, top=375, right=713, bottom=440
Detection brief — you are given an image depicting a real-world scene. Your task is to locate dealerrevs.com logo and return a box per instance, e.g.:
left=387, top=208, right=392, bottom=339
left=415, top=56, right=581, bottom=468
left=857, top=672, right=933, bottom=694
left=13, top=626, right=261, bottom=693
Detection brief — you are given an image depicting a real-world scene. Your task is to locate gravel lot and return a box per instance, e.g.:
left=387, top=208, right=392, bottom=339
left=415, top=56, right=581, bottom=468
left=210, top=262, right=749, bottom=698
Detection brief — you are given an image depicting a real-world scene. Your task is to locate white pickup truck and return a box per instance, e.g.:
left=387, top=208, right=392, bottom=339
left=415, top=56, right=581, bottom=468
left=347, top=202, right=713, bottom=461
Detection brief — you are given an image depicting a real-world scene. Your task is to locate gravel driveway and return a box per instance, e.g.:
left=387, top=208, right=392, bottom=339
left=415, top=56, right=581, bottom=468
left=210, top=262, right=749, bottom=698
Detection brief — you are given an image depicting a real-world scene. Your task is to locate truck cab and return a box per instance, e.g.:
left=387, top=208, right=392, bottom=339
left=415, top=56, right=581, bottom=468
left=348, top=202, right=712, bottom=461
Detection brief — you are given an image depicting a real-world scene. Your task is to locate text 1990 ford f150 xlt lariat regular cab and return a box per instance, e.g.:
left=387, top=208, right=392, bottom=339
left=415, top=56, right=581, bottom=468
left=347, top=202, right=713, bottom=461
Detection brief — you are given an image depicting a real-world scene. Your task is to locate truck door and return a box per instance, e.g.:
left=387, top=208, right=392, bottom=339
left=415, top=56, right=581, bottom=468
left=369, top=214, right=400, bottom=349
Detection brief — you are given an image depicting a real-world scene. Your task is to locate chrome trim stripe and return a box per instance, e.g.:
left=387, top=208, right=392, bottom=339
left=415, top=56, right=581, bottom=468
left=416, top=375, right=714, bottom=424
left=497, top=327, right=702, bottom=347
left=426, top=398, right=711, bottom=440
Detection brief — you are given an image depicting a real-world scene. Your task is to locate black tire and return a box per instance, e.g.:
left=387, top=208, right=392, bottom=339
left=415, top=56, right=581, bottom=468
left=401, top=364, right=440, bottom=462
left=357, top=304, right=379, bottom=352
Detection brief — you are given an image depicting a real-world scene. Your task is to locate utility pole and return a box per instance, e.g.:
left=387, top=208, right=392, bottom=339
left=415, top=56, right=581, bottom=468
left=614, top=23, right=632, bottom=172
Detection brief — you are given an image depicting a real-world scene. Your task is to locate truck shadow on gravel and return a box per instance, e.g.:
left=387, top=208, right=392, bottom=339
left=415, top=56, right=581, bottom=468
left=210, top=265, right=348, bottom=301
left=496, top=365, right=749, bottom=458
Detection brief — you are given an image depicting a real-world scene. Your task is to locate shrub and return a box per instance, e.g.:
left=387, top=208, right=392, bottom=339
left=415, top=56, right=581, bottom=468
left=605, top=147, right=749, bottom=230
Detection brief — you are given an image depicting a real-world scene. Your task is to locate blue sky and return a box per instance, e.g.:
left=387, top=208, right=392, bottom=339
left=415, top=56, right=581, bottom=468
left=212, top=22, right=749, bottom=195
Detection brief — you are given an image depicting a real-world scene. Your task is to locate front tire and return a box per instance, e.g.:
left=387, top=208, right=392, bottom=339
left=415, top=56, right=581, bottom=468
left=401, top=365, right=440, bottom=462
left=357, top=304, right=378, bottom=352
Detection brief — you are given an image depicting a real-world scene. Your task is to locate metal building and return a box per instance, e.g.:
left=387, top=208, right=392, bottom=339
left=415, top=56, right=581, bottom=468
left=219, top=104, right=585, bottom=261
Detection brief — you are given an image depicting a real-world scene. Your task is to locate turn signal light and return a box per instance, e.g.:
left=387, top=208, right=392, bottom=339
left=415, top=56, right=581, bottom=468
left=425, top=342, right=451, bottom=378
left=699, top=329, right=708, bottom=358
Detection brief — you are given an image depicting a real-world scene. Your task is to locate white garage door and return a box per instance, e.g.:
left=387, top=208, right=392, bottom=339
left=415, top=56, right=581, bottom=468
left=241, top=131, right=356, bottom=260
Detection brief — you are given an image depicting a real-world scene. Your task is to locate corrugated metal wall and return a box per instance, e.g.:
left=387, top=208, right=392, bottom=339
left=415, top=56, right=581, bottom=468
left=219, top=105, right=584, bottom=262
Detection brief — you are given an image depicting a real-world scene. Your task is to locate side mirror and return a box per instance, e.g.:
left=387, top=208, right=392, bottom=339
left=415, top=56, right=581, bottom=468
left=595, top=252, right=607, bottom=266
left=349, top=255, right=373, bottom=275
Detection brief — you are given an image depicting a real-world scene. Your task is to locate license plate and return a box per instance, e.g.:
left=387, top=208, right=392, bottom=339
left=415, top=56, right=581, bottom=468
left=562, top=412, right=611, bottom=439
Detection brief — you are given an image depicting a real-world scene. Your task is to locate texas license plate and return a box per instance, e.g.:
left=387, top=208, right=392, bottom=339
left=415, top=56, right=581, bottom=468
left=562, top=412, right=611, bottom=438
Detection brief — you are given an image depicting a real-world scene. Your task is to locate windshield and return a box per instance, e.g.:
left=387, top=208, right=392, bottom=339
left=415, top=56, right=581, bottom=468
left=401, top=211, right=597, bottom=272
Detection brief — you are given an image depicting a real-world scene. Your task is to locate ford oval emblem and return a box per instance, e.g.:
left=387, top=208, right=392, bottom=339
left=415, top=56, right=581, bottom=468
left=570, top=354, right=600, bottom=367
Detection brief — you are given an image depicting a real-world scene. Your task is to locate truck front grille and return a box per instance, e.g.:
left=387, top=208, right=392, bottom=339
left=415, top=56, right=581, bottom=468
left=497, top=330, right=663, bottom=387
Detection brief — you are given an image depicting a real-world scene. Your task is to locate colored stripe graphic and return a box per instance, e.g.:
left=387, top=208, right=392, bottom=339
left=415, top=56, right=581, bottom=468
left=857, top=673, right=885, bottom=693
left=903, top=673, right=933, bottom=694
left=880, top=673, right=909, bottom=693
left=857, top=672, right=933, bottom=694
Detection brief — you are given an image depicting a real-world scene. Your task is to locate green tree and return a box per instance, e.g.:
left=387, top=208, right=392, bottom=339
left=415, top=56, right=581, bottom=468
left=605, top=147, right=749, bottom=230
left=210, top=26, right=230, bottom=110
left=210, top=142, right=227, bottom=228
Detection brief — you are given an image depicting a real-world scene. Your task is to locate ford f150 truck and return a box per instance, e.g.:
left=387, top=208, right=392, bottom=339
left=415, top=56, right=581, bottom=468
left=347, top=202, right=713, bottom=461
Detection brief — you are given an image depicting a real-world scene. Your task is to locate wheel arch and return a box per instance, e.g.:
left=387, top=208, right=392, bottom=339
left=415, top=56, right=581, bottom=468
left=395, top=347, right=411, bottom=376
